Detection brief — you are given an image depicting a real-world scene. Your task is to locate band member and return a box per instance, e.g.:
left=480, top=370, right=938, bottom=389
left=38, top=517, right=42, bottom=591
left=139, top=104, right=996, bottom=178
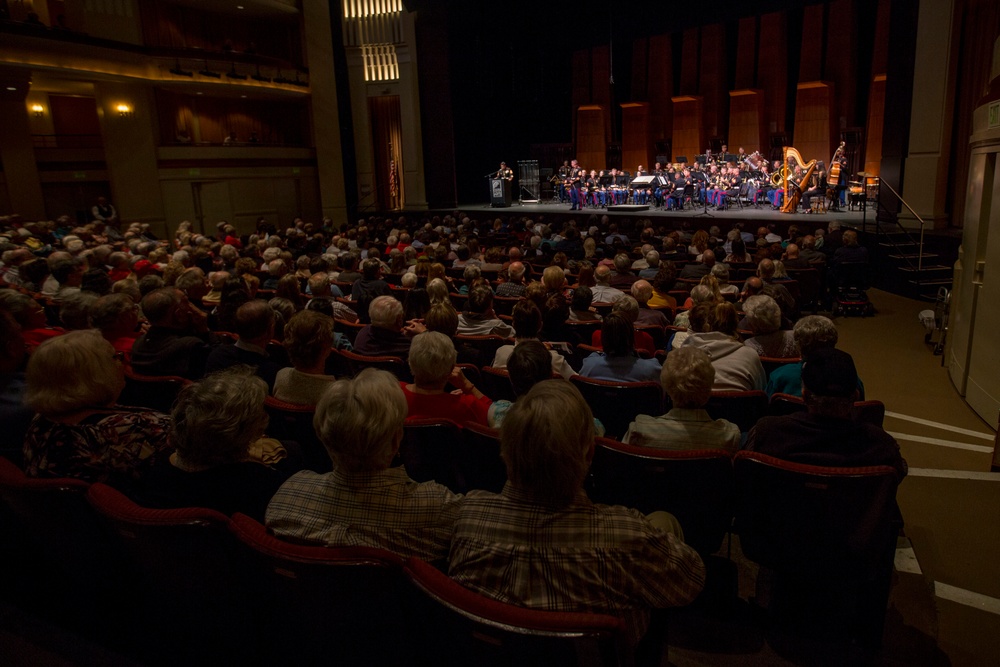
left=497, top=162, right=514, bottom=181
left=800, top=166, right=827, bottom=214
left=557, top=160, right=571, bottom=202
left=568, top=160, right=584, bottom=210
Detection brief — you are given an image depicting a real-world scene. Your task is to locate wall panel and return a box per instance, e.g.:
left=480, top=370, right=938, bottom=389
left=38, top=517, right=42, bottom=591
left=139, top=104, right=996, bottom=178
left=576, top=106, right=607, bottom=170
left=729, top=90, right=766, bottom=155
left=671, top=97, right=703, bottom=163
left=621, top=103, right=650, bottom=172
left=792, top=82, right=835, bottom=164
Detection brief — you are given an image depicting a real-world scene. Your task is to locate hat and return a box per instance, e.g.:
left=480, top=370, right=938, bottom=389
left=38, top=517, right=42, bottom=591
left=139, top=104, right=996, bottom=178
left=802, top=348, right=858, bottom=398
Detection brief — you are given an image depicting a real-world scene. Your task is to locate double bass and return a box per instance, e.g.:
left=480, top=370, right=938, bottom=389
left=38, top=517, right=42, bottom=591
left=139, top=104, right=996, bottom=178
left=827, top=141, right=846, bottom=187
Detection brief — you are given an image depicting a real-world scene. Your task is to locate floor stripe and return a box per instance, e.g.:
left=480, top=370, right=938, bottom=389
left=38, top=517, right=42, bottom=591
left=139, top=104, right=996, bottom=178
left=894, top=546, right=923, bottom=575
left=887, top=432, right=993, bottom=454
left=933, top=582, right=1000, bottom=616
left=884, top=411, right=994, bottom=440
left=908, top=468, right=1000, bottom=481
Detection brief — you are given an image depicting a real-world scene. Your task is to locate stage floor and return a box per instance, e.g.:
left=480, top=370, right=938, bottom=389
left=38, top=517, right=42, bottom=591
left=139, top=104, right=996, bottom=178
left=457, top=198, right=880, bottom=228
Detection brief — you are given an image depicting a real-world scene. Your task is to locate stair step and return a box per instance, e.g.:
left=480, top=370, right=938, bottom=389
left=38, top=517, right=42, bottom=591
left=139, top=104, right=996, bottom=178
left=909, top=278, right=954, bottom=286
left=880, top=242, right=917, bottom=248
left=898, top=265, right=950, bottom=272
left=887, top=253, right=938, bottom=260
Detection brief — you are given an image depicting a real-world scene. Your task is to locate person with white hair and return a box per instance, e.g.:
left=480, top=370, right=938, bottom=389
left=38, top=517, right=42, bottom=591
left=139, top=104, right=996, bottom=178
left=743, top=295, right=797, bottom=358
left=266, top=368, right=462, bottom=560
left=623, top=347, right=740, bottom=451
left=402, top=331, right=492, bottom=425
left=353, top=295, right=423, bottom=358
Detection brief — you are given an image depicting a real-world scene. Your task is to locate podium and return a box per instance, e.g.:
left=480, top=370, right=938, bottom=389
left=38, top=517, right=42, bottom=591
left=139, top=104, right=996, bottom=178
left=490, top=178, right=511, bottom=207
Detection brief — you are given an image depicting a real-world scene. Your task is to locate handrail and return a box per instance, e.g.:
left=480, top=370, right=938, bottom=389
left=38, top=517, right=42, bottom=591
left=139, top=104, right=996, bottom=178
left=878, top=179, right=928, bottom=273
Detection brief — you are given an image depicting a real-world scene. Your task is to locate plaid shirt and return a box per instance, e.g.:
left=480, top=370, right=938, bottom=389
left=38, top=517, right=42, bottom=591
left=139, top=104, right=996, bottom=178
left=448, top=484, right=706, bottom=643
left=265, top=466, right=461, bottom=561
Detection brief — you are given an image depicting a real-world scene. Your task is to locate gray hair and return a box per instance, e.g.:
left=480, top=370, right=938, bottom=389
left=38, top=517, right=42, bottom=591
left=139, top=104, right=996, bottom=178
left=743, top=295, right=782, bottom=334
left=25, top=330, right=123, bottom=415
left=408, top=331, right=457, bottom=385
left=171, top=366, right=269, bottom=467
left=369, top=295, right=403, bottom=329
left=611, top=295, right=639, bottom=323
left=793, top=315, right=838, bottom=357
left=313, top=368, right=407, bottom=472
left=662, top=347, right=715, bottom=408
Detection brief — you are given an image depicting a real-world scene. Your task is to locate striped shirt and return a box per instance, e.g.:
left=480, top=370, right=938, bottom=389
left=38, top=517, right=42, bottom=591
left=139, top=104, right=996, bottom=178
left=448, top=484, right=706, bottom=643
left=623, top=408, right=741, bottom=452
left=265, top=466, right=461, bottom=561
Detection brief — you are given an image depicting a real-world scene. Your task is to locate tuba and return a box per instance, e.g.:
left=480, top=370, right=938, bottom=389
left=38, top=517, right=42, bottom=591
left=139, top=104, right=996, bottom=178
left=780, top=147, right=818, bottom=214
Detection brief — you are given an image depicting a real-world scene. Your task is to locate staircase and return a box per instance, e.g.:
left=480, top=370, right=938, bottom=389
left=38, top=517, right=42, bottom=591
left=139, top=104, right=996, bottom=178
left=865, top=181, right=958, bottom=301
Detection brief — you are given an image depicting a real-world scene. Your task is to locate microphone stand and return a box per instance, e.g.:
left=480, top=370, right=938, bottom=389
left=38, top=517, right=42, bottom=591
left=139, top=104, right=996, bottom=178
left=693, top=175, right=714, bottom=218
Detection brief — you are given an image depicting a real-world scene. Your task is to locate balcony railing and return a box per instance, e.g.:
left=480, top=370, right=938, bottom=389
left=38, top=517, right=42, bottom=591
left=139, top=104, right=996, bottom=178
left=32, top=134, right=103, bottom=149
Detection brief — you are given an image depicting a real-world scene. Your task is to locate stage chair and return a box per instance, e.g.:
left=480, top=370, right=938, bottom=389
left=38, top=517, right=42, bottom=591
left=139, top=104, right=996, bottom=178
left=228, top=513, right=409, bottom=666
left=403, top=557, right=631, bottom=667
left=397, top=418, right=465, bottom=493
left=705, top=390, right=769, bottom=433
left=733, top=451, right=901, bottom=648
left=86, top=483, right=258, bottom=663
left=569, top=376, right=664, bottom=441
left=119, top=368, right=190, bottom=413
left=587, top=439, right=734, bottom=557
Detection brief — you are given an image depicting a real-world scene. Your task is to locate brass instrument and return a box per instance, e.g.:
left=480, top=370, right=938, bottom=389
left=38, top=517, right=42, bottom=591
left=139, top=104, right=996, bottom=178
left=771, top=165, right=788, bottom=187
left=781, top=146, right=818, bottom=214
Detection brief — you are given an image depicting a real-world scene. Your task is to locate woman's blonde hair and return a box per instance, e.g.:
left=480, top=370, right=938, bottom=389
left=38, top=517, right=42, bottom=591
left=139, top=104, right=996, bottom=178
left=25, top=330, right=124, bottom=415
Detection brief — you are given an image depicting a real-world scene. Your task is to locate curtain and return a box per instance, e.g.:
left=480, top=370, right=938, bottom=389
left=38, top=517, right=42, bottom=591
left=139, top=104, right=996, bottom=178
left=368, top=95, right=403, bottom=210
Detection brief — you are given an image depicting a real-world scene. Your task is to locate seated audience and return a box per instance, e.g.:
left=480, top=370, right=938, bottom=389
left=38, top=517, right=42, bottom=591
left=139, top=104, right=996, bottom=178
left=591, top=264, right=625, bottom=303
left=766, top=315, right=864, bottom=398
left=0, top=310, right=33, bottom=460
left=402, top=331, right=492, bottom=425
left=131, top=287, right=214, bottom=379
left=0, top=290, right=63, bottom=351
left=591, top=296, right=656, bottom=356
left=456, top=285, right=513, bottom=337
left=266, top=368, right=461, bottom=559
left=631, top=280, right=670, bottom=327
left=568, top=286, right=601, bottom=321
left=449, top=380, right=705, bottom=645
left=682, top=303, right=765, bottom=391
left=580, top=314, right=662, bottom=383
left=623, top=347, right=740, bottom=451
left=742, top=295, right=797, bottom=358
left=91, top=293, right=141, bottom=362
left=135, top=366, right=288, bottom=522
left=353, top=295, right=423, bottom=358
left=745, top=348, right=905, bottom=479
left=352, top=258, right=392, bottom=324
left=22, top=330, right=171, bottom=484
left=205, top=300, right=283, bottom=390
left=492, top=300, right=576, bottom=379
left=273, top=310, right=337, bottom=405
left=423, top=302, right=490, bottom=368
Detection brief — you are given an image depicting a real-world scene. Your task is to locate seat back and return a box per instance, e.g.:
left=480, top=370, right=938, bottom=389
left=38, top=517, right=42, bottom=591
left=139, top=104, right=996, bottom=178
left=397, top=418, right=465, bottom=493
left=570, top=376, right=664, bottom=440
left=588, top=439, right=734, bottom=556
left=229, top=513, right=408, bottom=665
left=459, top=421, right=507, bottom=493
left=759, top=356, right=801, bottom=380
left=333, top=317, right=366, bottom=344
left=704, top=390, right=769, bottom=433
left=86, top=483, right=255, bottom=657
left=455, top=334, right=508, bottom=360
left=338, top=348, right=412, bottom=382
left=404, top=557, right=630, bottom=667
left=768, top=394, right=886, bottom=427
left=262, top=396, right=330, bottom=472
left=119, top=368, right=190, bottom=413
left=733, top=450, right=898, bottom=573
left=479, top=366, right=517, bottom=403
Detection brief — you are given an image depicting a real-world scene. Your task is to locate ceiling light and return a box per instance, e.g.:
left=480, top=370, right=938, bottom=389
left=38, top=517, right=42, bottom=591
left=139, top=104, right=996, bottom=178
left=5, top=87, right=16, bottom=91
left=237, top=5, right=244, bottom=9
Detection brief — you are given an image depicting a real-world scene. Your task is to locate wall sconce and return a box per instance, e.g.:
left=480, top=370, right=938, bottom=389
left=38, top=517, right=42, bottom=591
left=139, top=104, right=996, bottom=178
left=116, top=103, right=133, bottom=118
left=31, top=104, right=44, bottom=117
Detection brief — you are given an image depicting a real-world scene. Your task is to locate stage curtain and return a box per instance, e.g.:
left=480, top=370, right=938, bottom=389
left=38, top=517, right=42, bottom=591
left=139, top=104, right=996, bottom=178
left=369, top=95, right=404, bottom=211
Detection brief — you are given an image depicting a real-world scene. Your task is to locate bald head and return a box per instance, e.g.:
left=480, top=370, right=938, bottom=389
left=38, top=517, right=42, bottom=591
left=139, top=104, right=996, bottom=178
left=508, top=261, right=525, bottom=281
left=785, top=243, right=800, bottom=259
left=757, top=259, right=775, bottom=280
left=595, top=265, right=613, bottom=285
left=702, top=249, right=716, bottom=267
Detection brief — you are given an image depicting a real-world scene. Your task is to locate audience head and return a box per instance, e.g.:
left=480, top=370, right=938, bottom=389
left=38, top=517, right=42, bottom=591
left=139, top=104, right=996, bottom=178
left=283, top=310, right=334, bottom=370
left=501, top=380, right=594, bottom=507
left=369, top=295, right=404, bottom=331
left=630, top=280, right=653, bottom=306
left=171, top=366, right=268, bottom=468
left=466, top=284, right=494, bottom=315
left=505, top=340, right=553, bottom=397
left=0, top=291, right=47, bottom=330
left=408, top=331, right=457, bottom=386
left=508, top=261, right=526, bottom=282
left=90, top=293, right=139, bottom=336
left=743, top=295, right=782, bottom=335
left=234, top=300, right=275, bottom=344
left=314, top=369, right=407, bottom=472
left=793, top=315, right=838, bottom=359
left=25, top=330, right=124, bottom=416
left=662, top=347, right=715, bottom=408
left=610, top=295, right=639, bottom=324
left=541, top=265, right=566, bottom=292
left=802, top=348, right=859, bottom=417
left=601, top=313, right=635, bottom=357
left=512, top=299, right=543, bottom=339
left=571, top=286, right=594, bottom=312
left=423, top=302, right=460, bottom=338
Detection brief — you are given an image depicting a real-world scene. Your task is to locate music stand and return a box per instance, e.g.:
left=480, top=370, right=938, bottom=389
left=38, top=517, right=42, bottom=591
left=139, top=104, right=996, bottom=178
left=675, top=156, right=688, bottom=164
left=692, top=171, right=714, bottom=218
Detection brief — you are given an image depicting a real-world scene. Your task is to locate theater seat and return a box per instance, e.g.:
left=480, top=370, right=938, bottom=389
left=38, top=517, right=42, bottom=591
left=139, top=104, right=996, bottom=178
left=570, top=376, right=664, bottom=440
left=403, top=556, right=631, bottom=667
left=397, top=418, right=465, bottom=493
left=119, top=367, right=190, bottom=413
left=704, top=390, right=769, bottom=433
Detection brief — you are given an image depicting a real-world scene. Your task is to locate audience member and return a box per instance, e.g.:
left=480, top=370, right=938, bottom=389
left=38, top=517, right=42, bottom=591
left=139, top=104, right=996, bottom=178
left=204, top=300, right=283, bottom=389
left=0, top=290, right=63, bottom=351
left=90, top=293, right=140, bottom=361
left=682, top=303, right=765, bottom=391
left=492, top=300, right=576, bottom=379
left=623, top=347, right=740, bottom=451
left=580, top=314, right=662, bottom=383
left=352, top=258, right=391, bottom=323
left=402, top=331, right=492, bottom=425
left=0, top=310, right=33, bottom=460
left=742, top=295, right=797, bottom=358
left=273, top=310, right=337, bottom=404
left=449, top=380, right=705, bottom=645
left=631, top=280, right=670, bottom=327
left=766, top=315, right=864, bottom=398
left=266, top=368, right=461, bottom=560
left=136, top=366, right=287, bottom=522
left=22, top=330, right=171, bottom=484
left=456, top=285, right=513, bottom=337
left=353, top=295, right=422, bottom=357
left=131, top=287, right=214, bottom=379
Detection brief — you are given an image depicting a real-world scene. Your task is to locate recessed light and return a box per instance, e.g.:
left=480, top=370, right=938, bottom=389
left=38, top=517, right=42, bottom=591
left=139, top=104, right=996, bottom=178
left=237, top=5, right=244, bottom=9
left=5, top=87, right=16, bottom=91
left=240, top=95, right=247, bottom=98
left=196, top=92, right=203, bottom=95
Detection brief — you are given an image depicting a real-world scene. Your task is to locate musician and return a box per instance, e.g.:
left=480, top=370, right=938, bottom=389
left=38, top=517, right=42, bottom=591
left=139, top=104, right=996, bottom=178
left=568, top=160, right=584, bottom=211
left=716, top=144, right=729, bottom=163
left=497, top=162, right=514, bottom=182
left=666, top=170, right=689, bottom=210
left=800, top=166, right=827, bottom=214
left=557, top=160, right=571, bottom=203
left=829, top=156, right=848, bottom=212
left=586, top=170, right=601, bottom=208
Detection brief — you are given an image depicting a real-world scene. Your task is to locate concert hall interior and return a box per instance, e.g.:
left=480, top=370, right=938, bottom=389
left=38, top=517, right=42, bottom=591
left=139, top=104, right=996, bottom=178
left=2, top=0, right=1000, bottom=665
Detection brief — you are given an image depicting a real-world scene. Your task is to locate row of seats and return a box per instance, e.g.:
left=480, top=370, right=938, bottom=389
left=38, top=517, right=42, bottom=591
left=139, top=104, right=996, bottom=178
left=0, top=446, right=900, bottom=663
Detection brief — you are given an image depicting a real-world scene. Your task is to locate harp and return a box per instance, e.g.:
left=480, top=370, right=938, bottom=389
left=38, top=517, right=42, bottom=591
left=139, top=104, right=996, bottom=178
left=781, top=147, right=819, bottom=214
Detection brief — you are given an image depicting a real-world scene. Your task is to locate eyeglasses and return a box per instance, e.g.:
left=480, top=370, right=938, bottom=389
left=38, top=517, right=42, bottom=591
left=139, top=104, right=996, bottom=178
left=112, top=351, right=125, bottom=363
